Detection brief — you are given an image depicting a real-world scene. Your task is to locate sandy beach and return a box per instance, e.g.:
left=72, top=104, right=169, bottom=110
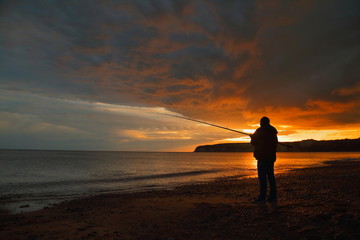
left=1, top=160, right=359, bottom=240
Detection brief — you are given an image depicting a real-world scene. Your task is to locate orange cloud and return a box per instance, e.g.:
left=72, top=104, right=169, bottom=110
left=333, top=82, right=360, bottom=96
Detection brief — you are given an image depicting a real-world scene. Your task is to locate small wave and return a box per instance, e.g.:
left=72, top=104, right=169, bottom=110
left=322, top=158, right=360, bottom=165
left=0, top=169, right=221, bottom=189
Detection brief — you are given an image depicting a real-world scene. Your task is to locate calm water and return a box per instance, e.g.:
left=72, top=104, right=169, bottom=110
left=1, top=150, right=359, bottom=212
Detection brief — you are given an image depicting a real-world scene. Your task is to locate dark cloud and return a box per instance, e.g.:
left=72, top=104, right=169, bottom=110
left=0, top=0, right=359, bottom=150
left=245, top=0, right=360, bottom=108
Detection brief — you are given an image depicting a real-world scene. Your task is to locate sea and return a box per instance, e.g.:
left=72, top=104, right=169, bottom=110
left=1, top=150, right=360, bottom=213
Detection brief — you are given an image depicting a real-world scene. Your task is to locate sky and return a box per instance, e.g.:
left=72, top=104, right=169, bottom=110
left=0, top=0, right=359, bottom=151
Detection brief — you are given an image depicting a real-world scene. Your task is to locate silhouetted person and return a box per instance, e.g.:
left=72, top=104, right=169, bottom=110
left=250, top=116, right=278, bottom=202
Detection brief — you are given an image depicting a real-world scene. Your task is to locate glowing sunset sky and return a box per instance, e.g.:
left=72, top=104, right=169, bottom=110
left=1, top=0, right=359, bottom=151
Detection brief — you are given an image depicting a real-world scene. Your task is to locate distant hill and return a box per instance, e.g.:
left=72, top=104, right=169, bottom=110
left=194, top=138, right=360, bottom=152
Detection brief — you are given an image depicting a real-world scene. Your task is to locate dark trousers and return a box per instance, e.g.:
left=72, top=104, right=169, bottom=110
left=257, top=160, right=276, bottom=200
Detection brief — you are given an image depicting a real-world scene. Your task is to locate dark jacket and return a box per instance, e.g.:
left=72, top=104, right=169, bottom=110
left=250, top=124, right=278, bottom=162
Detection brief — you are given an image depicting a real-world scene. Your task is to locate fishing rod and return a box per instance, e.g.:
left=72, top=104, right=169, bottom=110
left=161, top=113, right=293, bottom=148
left=161, top=113, right=251, bottom=136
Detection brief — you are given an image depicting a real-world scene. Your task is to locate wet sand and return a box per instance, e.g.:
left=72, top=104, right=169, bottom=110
left=1, top=160, right=359, bottom=240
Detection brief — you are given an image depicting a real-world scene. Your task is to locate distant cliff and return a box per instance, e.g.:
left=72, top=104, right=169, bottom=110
left=194, top=138, right=360, bottom=152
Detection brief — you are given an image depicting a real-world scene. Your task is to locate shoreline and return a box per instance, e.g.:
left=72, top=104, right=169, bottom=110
left=2, top=152, right=359, bottom=215
left=0, top=159, right=337, bottom=214
left=1, top=159, right=359, bottom=239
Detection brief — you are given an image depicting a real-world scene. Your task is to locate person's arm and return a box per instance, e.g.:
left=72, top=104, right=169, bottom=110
left=250, top=129, right=259, bottom=146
